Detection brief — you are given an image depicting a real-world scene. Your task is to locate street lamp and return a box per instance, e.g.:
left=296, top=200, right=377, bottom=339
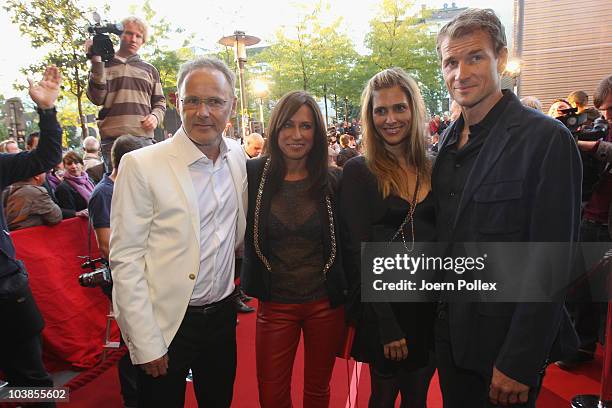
left=344, top=96, right=349, bottom=123
left=219, top=30, right=261, bottom=139
left=253, top=79, right=269, bottom=134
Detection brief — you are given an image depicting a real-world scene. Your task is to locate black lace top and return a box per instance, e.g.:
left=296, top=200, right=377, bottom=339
left=268, top=178, right=327, bottom=303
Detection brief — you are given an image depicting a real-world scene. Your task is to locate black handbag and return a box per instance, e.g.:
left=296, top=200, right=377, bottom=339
left=0, top=260, right=29, bottom=300
left=0, top=263, right=45, bottom=345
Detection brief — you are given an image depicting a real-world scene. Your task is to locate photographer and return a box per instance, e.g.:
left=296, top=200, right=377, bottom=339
left=558, top=75, right=612, bottom=370
left=568, top=90, right=600, bottom=126
left=0, top=65, right=62, bottom=407
left=87, top=135, right=148, bottom=408
left=85, top=16, right=166, bottom=172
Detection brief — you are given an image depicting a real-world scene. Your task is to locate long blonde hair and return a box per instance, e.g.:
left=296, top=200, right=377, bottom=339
left=360, top=67, right=430, bottom=199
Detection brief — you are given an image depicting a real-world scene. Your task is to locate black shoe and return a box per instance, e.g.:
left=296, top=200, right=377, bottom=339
left=555, top=349, right=595, bottom=370
left=235, top=298, right=255, bottom=313
left=238, top=288, right=253, bottom=302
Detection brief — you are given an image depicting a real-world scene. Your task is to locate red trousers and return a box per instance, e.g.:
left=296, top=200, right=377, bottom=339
left=256, top=299, right=346, bottom=408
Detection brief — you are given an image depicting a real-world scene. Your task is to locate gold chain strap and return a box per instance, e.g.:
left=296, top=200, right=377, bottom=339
left=391, top=173, right=420, bottom=252
left=253, top=157, right=336, bottom=276
left=253, top=158, right=272, bottom=272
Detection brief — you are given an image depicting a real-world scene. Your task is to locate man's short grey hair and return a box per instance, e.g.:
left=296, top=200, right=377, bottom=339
left=520, top=96, right=542, bottom=112
left=436, top=8, right=507, bottom=60
left=82, top=136, right=100, bottom=153
left=245, top=132, right=264, bottom=145
left=176, top=57, right=236, bottom=97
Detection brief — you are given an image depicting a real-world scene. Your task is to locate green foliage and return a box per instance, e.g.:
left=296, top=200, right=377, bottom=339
left=364, top=0, right=446, bottom=114
left=5, top=0, right=196, bottom=139
left=4, top=0, right=93, bottom=137
left=252, top=0, right=447, bottom=121
left=255, top=2, right=359, bottom=104
left=130, top=0, right=196, bottom=107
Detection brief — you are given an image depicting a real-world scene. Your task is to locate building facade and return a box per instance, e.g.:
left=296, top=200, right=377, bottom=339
left=513, top=0, right=612, bottom=111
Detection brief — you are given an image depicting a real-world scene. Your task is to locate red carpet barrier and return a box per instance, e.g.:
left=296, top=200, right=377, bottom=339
left=11, top=217, right=120, bottom=372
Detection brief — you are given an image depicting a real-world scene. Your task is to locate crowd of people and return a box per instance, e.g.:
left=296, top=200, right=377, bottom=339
left=1, top=7, right=611, bottom=408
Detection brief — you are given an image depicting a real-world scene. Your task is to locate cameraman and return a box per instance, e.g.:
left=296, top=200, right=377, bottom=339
left=0, top=66, right=62, bottom=407
left=87, top=135, right=148, bottom=408
left=558, top=75, right=612, bottom=369
left=85, top=16, right=166, bottom=172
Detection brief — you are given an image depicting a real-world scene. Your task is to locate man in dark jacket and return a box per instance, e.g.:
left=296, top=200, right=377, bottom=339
left=433, top=9, right=581, bottom=407
left=0, top=65, right=62, bottom=407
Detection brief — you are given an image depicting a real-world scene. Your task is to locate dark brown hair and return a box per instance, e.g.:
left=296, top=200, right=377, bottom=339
left=264, top=90, right=328, bottom=195
left=62, top=150, right=84, bottom=166
left=111, top=135, right=149, bottom=170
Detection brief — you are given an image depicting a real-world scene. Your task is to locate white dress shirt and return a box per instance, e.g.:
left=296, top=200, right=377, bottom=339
left=186, top=138, right=238, bottom=306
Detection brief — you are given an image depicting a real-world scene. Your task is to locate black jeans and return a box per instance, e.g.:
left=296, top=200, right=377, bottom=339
left=434, top=304, right=543, bottom=408
left=368, top=361, right=435, bottom=408
left=0, top=334, right=56, bottom=408
left=101, top=137, right=153, bottom=173
left=137, top=300, right=237, bottom=408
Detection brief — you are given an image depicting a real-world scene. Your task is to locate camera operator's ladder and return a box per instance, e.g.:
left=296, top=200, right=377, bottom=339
left=102, top=302, right=120, bottom=361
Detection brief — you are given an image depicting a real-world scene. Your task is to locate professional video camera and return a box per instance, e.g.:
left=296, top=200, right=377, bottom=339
left=557, top=107, right=609, bottom=142
left=79, top=257, right=112, bottom=288
left=86, top=12, right=123, bottom=62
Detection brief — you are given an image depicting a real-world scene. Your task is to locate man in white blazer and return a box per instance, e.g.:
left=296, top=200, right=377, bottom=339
left=110, top=56, right=247, bottom=408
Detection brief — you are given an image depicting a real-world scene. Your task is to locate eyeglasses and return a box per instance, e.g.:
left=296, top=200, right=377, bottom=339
left=181, top=96, right=228, bottom=110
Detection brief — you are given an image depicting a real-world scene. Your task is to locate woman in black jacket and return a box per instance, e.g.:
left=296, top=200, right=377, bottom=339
left=241, top=91, right=347, bottom=408
left=340, top=68, right=436, bottom=408
left=55, top=151, right=93, bottom=218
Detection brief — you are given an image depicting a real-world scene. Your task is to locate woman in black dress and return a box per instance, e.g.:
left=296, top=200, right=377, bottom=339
left=340, top=67, right=436, bottom=408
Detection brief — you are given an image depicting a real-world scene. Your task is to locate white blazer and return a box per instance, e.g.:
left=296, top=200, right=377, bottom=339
left=109, top=129, right=247, bottom=364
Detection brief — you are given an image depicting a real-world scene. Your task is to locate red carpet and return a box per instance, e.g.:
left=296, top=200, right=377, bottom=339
left=64, top=300, right=604, bottom=407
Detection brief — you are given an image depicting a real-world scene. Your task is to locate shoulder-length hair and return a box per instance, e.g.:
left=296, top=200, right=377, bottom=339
left=264, top=90, right=328, bottom=195
left=360, top=67, right=430, bottom=199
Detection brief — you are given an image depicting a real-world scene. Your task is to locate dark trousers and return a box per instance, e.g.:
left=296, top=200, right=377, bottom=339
left=434, top=305, right=542, bottom=408
left=368, top=361, right=435, bottom=408
left=566, top=219, right=609, bottom=351
left=101, top=137, right=153, bottom=173
left=118, top=352, right=138, bottom=407
left=256, top=299, right=345, bottom=408
left=103, top=286, right=138, bottom=407
left=137, top=300, right=237, bottom=408
left=0, top=334, right=56, bottom=408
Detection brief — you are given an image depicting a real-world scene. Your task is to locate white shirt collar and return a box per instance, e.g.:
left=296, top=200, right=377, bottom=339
left=173, top=127, right=231, bottom=166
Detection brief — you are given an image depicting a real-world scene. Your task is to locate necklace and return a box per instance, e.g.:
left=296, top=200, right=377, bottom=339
left=253, top=158, right=337, bottom=276
left=391, top=172, right=420, bottom=252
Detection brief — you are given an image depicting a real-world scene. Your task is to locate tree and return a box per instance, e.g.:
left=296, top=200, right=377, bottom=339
left=4, top=0, right=98, bottom=138
left=255, top=2, right=359, bottom=105
left=364, top=0, right=446, bottom=114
